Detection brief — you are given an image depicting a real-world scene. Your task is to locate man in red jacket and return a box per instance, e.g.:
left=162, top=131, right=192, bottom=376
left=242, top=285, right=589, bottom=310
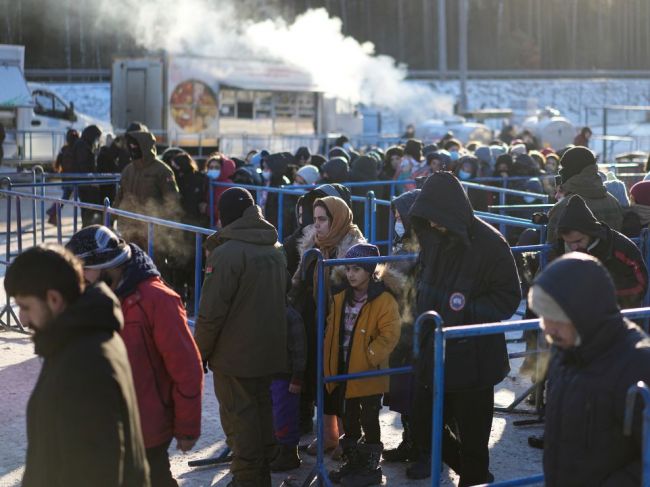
left=67, top=225, right=203, bottom=487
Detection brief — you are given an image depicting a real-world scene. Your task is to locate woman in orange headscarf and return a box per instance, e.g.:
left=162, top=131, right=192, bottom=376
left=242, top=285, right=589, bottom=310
left=290, top=196, right=366, bottom=458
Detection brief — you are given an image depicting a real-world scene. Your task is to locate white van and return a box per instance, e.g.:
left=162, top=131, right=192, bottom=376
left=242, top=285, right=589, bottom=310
left=1, top=44, right=112, bottom=167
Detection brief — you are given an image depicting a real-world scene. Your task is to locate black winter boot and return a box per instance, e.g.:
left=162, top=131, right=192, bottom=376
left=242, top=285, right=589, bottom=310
left=341, top=443, right=383, bottom=487
left=269, top=445, right=301, bottom=472
left=383, top=418, right=415, bottom=462
left=328, top=438, right=361, bottom=484
left=405, top=452, right=431, bottom=480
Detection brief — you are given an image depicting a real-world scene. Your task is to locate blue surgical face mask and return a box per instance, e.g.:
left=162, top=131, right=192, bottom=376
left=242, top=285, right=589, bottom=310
left=458, top=169, right=472, bottom=180
left=262, top=169, right=271, bottom=182
left=450, top=150, right=460, bottom=161
left=207, top=169, right=220, bottom=179
left=343, top=142, right=352, bottom=152
left=524, top=195, right=537, bottom=203
left=394, top=221, right=405, bottom=237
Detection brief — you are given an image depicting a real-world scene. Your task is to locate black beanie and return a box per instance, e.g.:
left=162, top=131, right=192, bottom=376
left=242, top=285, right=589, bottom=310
left=219, top=187, right=255, bottom=227
left=559, top=146, right=596, bottom=183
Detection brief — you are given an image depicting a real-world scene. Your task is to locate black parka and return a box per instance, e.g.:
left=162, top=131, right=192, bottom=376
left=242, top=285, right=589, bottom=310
left=536, top=255, right=650, bottom=486
left=556, top=195, right=648, bottom=309
left=409, top=172, right=521, bottom=390
left=23, top=284, right=149, bottom=487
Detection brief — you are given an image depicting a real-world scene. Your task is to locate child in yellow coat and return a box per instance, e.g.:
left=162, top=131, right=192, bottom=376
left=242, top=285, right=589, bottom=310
left=324, top=243, right=402, bottom=486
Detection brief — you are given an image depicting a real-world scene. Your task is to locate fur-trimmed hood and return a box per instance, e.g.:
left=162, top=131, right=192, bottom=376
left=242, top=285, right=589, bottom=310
left=293, top=223, right=366, bottom=287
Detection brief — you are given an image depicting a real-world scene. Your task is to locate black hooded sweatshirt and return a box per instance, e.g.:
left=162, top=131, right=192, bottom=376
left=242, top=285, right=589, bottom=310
left=23, top=284, right=149, bottom=487
left=536, top=254, right=650, bottom=486
left=556, top=195, right=648, bottom=308
left=350, top=155, right=379, bottom=233
left=409, top=172, right=521, bottom=389
left=265, top=152, right=295, bottom=235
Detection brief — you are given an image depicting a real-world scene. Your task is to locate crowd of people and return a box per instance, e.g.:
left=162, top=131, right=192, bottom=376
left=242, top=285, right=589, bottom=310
left=7, top=120, right=650, bottom=487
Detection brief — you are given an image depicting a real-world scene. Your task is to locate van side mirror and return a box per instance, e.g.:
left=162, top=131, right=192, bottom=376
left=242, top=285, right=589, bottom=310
left=67, top=102, right=77, bottom=122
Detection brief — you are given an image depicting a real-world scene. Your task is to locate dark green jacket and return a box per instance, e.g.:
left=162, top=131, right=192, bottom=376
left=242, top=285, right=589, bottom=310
left=23, top=284, right=149, bottom=487
left=194, top=205, right=288, bottom=377
left=547, top=164, right=623, bottom=243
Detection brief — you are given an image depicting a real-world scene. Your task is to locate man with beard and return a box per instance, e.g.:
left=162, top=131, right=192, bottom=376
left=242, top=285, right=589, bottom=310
left=5, top=245, right=150, bottom=486
left=406, top=173, right=521, bottom=485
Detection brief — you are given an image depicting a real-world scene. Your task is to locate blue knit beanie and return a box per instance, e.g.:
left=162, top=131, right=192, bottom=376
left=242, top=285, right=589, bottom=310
left=344, top=243, right=380, bottom=275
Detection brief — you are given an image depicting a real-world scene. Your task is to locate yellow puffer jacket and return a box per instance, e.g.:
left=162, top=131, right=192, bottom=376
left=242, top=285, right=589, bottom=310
left=324, top=267, right=402, bottom=398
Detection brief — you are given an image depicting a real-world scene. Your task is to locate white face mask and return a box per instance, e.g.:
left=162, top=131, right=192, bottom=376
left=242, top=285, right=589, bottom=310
left=207, top=169, right=220, bottom=179
left=394, top=221, right=405, bottom=237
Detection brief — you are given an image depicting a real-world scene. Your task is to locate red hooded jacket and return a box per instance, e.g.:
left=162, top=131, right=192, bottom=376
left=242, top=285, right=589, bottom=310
left=117, top=245, right=203, bottom=448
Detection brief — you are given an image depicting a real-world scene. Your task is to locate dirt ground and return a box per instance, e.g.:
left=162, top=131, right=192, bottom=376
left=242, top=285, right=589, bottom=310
left=0, top=187, right=544, bottom=486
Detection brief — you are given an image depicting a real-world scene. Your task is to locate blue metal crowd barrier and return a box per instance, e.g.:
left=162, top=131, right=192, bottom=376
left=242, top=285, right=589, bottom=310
left=0, top=189, right=213, bottom=324
left=625, top=381, right=650, bottom=487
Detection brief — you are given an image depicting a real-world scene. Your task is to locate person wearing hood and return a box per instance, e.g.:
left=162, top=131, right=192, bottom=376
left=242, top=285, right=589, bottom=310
left=623, top=181, right=650, bottom=238
left=546, top=147, right=623, bottom=243
left=205, top=152, right=237, bottom=228
left=295, top=164, right=320, bottom=186
left=115, top=129, right=181, bottom=249
left=5, top=245, right=150, bottom=487
left=382, top=189, right=421, bottom=464
left=528, top=252, right=650, bottom=486
left=284, top=184, right=352, bottom=279
left=195, top=188, right=288, bottom=487
left=319, top=156, right=349, bottom=184
left=406, top=173, right=521, bottom=484
left=328, top=146, right=351, bottom=164
left=474, top=145, right=494, bottom=174
left=455, top=156, right=489, bottom=212
left=602, top=171, right=630, bottom=209
left=555, top=195, right=647, bottom=309
left=393, top=139, right=424, bottom=194
left=350, top=155, right=379, bottom=236
left=47, top=128, right=80, bottom=226
left=66, top=226, right=203, bottom=487
left=73, top=125, right=103, bottom=227
left=289, top=196, right=366, bottom=458
left=295, top=146, right=312, bottom=167
left=264, top=152, right=295, bottom=237
left=325, top=244, right=402, bottom=486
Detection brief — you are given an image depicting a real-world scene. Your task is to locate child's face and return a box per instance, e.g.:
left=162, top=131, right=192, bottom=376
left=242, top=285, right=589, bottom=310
left=346, top=265, right=371, bottom=290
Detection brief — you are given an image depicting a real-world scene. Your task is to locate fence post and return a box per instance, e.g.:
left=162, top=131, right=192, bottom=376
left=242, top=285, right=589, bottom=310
left=194, top=233, right=203, bottom=319
left=430, top=313, right=445, bottom=485
left=625, top=381, right=650, bottom=487
left=387, top=184, right=396, bottom=256
left=16, top=196, right=23, bottom=254
left=103, top=197, right=111, bottom=227
left=278, top=191, right=284, bottom=242
left=315, top=253, right=326, bottom=482
left=56, top=203, right=63, bottom=244
left=363, top=192, right=371, bottom=238
left=147, top=223, right=154, bottom=258
left=499, top=189, right=506, bottom=236
left=209, top=181, right=215, bottom=229
left=73, top=185, right=79, bottom=234
left=368, top=191, right=377, bottom=244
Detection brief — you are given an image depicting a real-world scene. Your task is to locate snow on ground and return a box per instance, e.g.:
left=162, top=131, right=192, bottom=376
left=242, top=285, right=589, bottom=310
left=0, top=189, right=544, bottom=486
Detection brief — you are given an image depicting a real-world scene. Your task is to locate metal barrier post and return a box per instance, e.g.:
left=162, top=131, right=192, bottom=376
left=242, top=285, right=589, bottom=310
left=363, top=193, right=370, bottom=238
left=278, top=191, right=284, bottom=242
left=431, top=314, right=445, bottom=485
left=625, top=381, right=650, bottom=487
left=73, top=185, right=79, bottom=234
left=499, top=190, right=507, bottom=236
left=35, top=166, right=46, bottom=243
left=369, top=191, right=377, bottom=244
left=387, top=184, right=395, bottom=256
left=194, top=233, right=203, bottom=318
left=30, top=170, right=37, bottom=246
left=315, top=252, right=327, bottom=484
left=56, top=203, right=63, bottom=244
left=16, top=196, right=23, bottom=254
left=103, top=197, right=111, bottom=227
left=147, top=223, right=154, bottom=258
left=209, top=181, right=215, bottom=228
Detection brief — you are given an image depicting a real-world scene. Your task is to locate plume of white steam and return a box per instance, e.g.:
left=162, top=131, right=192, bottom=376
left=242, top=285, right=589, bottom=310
left=99, top=0, right=449, bottom=121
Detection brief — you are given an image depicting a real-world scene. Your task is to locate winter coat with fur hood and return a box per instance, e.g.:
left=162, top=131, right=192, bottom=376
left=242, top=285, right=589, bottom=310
left=325, top=266, right=403, bottom=398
